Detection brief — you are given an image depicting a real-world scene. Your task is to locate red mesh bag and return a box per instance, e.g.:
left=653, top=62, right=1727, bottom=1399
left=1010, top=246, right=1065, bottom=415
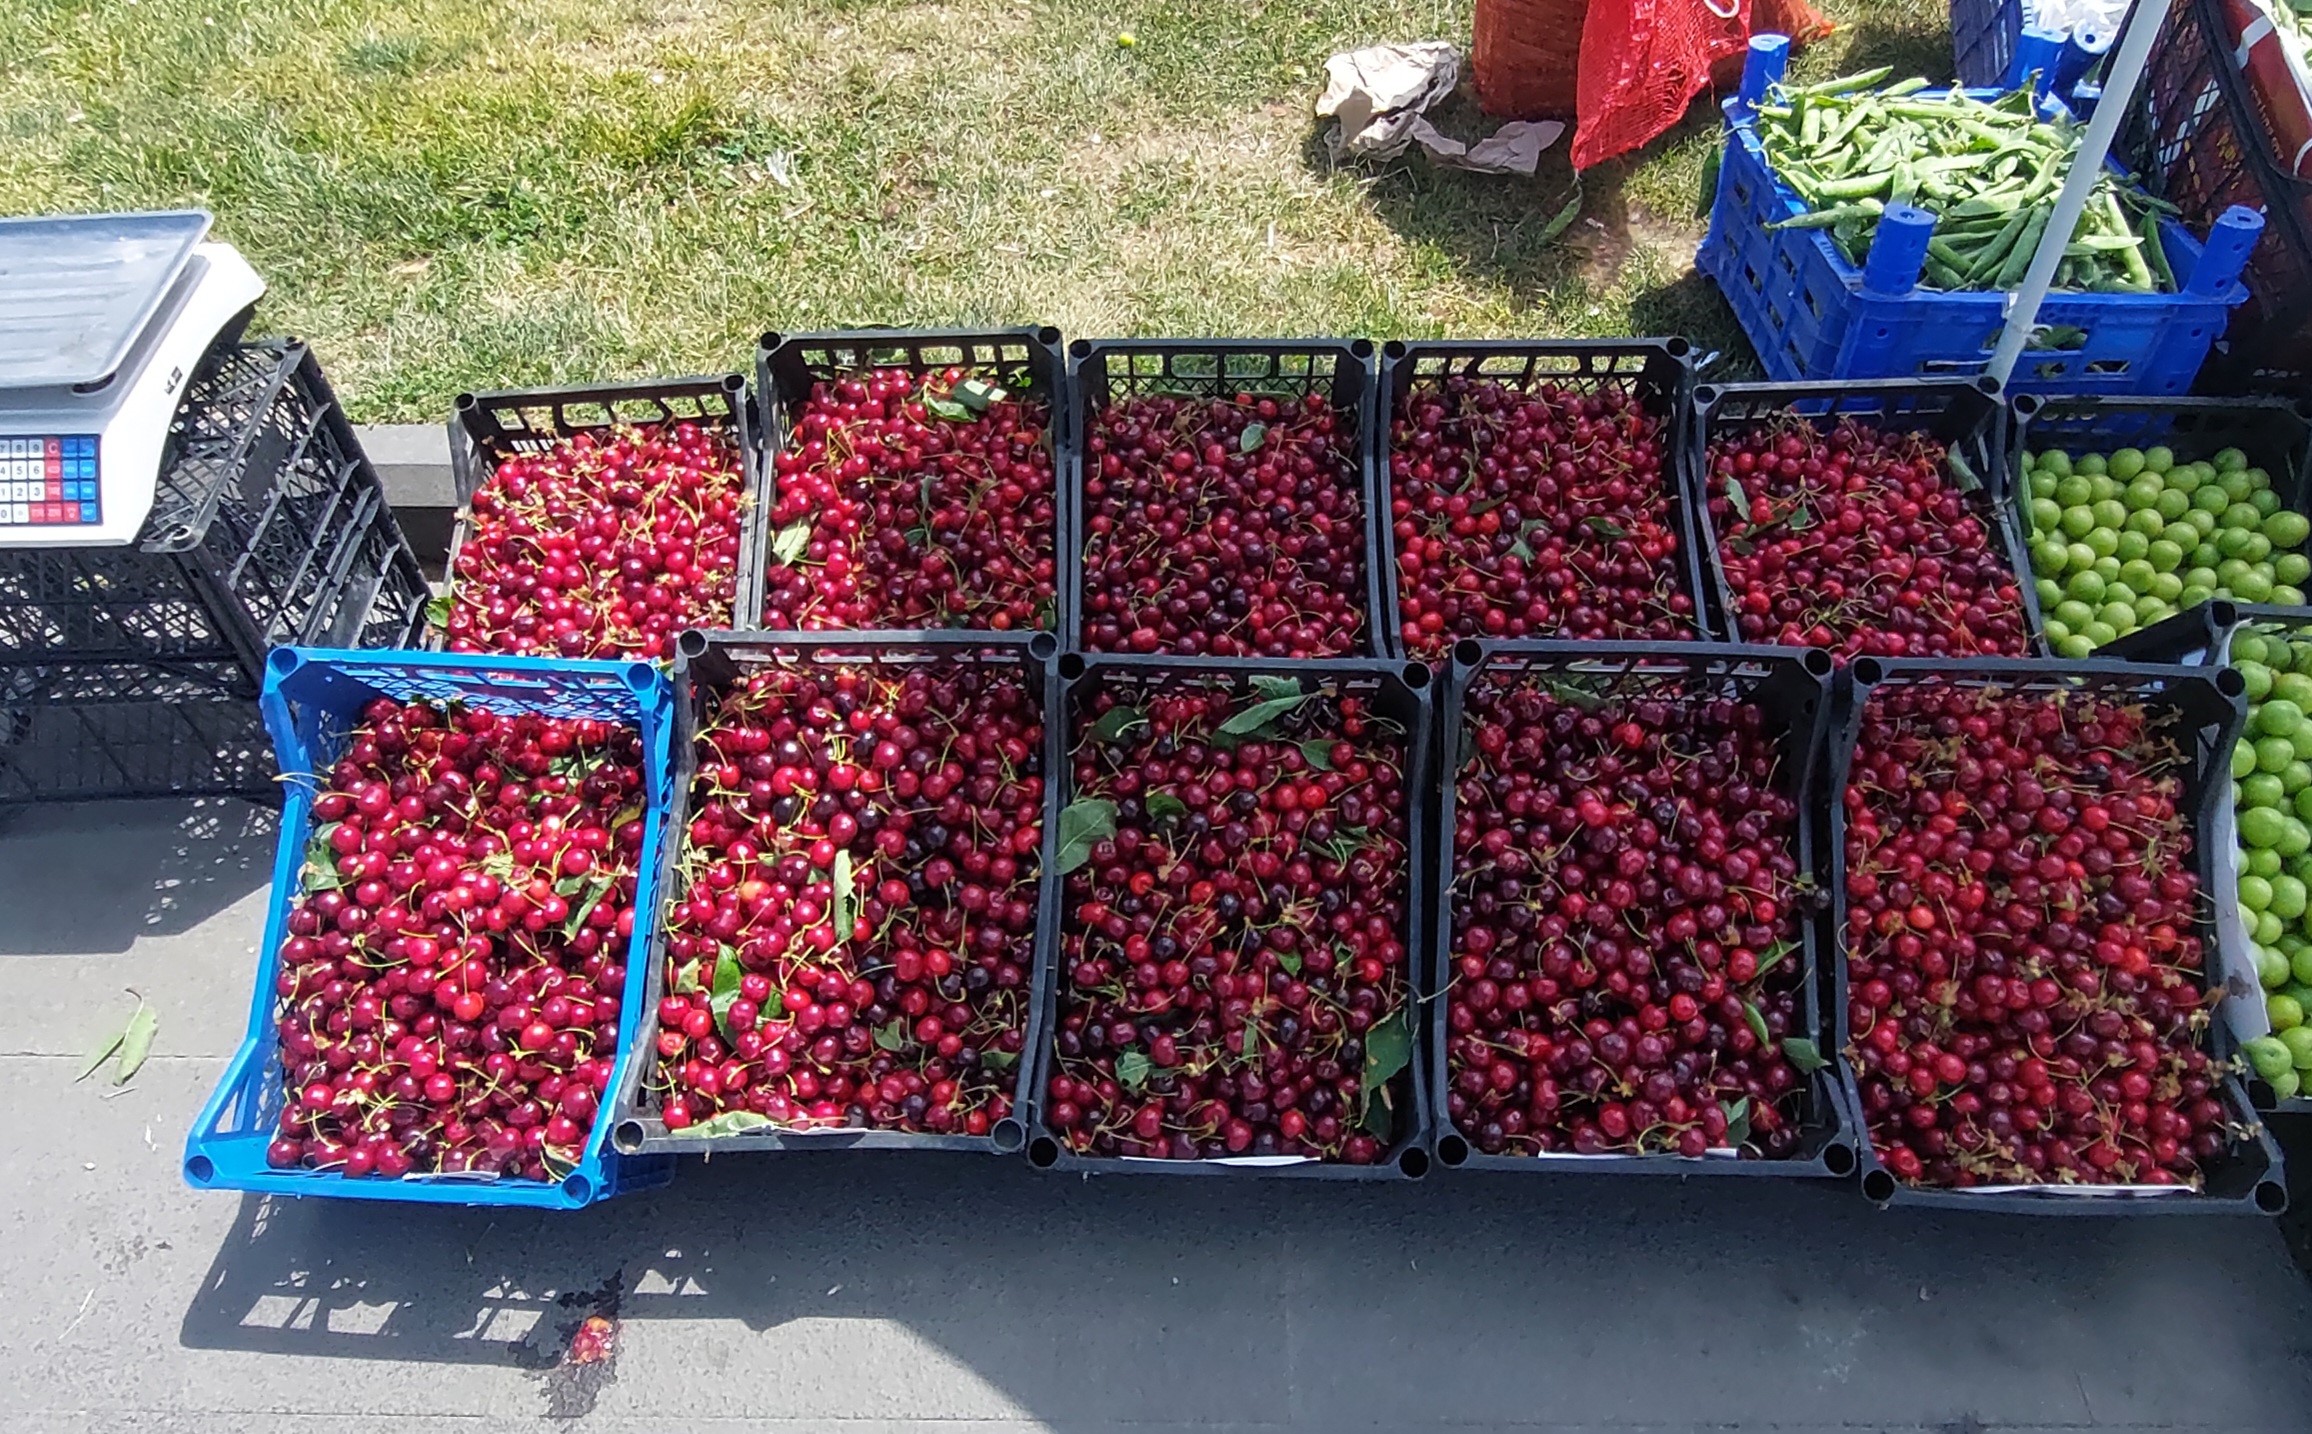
left=1569, top=0, right=1830, bottom=169
left=1473, top=0, right=1589, bottom=119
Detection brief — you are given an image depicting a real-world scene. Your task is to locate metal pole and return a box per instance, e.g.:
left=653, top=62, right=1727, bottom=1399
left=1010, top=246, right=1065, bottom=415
left=1985, top=0, right=2174, bottom=385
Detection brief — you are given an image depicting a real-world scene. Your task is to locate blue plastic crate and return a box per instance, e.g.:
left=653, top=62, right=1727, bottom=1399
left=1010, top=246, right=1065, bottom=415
left=1698, top=39, right=2263, bottom=396
left=183, top=647, right=678, bottom=1208
left=1952, top=0, right=2101, bottom=92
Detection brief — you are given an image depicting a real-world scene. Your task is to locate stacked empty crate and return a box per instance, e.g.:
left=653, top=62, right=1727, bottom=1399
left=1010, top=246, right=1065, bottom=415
left=0, top=341, right=428, bottom=806
left=2124, top=0, right=2312, bottom=388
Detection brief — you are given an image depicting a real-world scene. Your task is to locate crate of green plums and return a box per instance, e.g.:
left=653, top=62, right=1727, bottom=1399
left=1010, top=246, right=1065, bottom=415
left=2007, top=396, right=2312, bottom=657
left=2215, top=607, right=2312, bottom=1111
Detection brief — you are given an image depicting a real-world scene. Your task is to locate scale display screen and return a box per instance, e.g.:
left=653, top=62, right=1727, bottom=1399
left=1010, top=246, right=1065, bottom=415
left=0, top=436, right=101, bottom=527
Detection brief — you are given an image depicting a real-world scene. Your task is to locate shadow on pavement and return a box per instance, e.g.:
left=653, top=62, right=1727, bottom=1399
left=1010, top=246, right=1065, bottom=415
left=177, top=1152, right=2312, bottom=1428
left=0, top=799, right=276, bottom=955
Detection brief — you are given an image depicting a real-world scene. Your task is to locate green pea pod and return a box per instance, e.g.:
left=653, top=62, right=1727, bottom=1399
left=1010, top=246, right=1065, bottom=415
left=1786, top=64, right=1893, bottom=97
left=1996, top=207, right=2050, bottom=288
left=1768, top=202, right=1884, bottom=230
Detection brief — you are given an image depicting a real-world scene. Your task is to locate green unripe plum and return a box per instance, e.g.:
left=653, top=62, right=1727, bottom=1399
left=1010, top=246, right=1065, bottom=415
left=2259, top=735, right=2298, bottom=773
left=2148, top=572, right=2183, bottom=601
left=2155, top=488, right=2192, bottom=521
left=2060, top=505, right=2097, bottom=539
left=2250, top=846, right=2287, bottom=878
left=2243, top=806, right=2290, bottom=849
left=2053, top=599, right=2095, bottom=629
left=2080, top=620, right=2118, bottom=647
left=2036, top=577, right=2064, bottom=610
left=2240, top=661, right=2275, bottom=701
left=2248, top=1034, right=2294, bottom=1082
left=2132, top=596, right=2169, bottom=626
left=2215, top=446, right=2249, bottom=472
left=2182, top=583, right=2216, bottom=607
left=2086, top=530, right=2121, bottom=561
left=2055, top=473, right=2093, bottom=505
left=2143, top=445, right=2175, bottom=473
left=2030, top=541, right=2067, bottom=579
left=2268, top=510, right=2312, bottom=550
left=2109, top=447, right=2147, bottom=480
left=2187, top=508, right=2220, bottom=537
left=2253, top=489, right=2284, bottom=519
left=2272, top=873, right=2309, bottom=919
left=2279, top=585, right=2308, bottom=606
left=2220, top=468, right=2257, bottom=502
left=2090, top=475, right=2119, bottom=502
left=2273, top=993, right=2306, bottom=1032
left=2053, top=633, right=2094, bottom=658
left=2233, top=568, right=2277, bottom=603
left=2194, top=484, right=2233, bottom=514
left=2272, top=671, right=2312, bottom=706
left=2030, top=470, right=2059, bottom=501
left=2274, top=1067, right=2303, bottom=1099
left=2294, top=946, right=2312, bottom=986
left=2244, top=772, right=2287, bottom=808
left=2066, top=570, right=2106, bottom=603
left=2283, top=1025, right=2312, bottom=1069
left=2122, top=475, right=2162, bottom=509
left=2240, top=533, right=2275, bottom=564
left=2091, top=498, right=2128, bottom=530
left=2029, top=496, right=2063, bottom=534
left=2147, top=538, right=2185, bottom=573
left=2279, top=552, right=2312, bottom=585
left=2092, top=555, right=2122, bottom=582
left=2068, top=540, right=2100, bottom=572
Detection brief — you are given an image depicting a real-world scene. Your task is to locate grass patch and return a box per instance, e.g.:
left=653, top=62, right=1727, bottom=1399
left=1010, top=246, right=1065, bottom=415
left=0, top=0, right=1952, bottom=421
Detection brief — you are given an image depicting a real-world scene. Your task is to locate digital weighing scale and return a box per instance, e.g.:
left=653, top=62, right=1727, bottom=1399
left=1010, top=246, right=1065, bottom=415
left=0, top=210, right=265, bottom=547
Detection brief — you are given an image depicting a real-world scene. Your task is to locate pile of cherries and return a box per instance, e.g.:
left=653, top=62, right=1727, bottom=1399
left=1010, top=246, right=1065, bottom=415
left=1445, top=669, right=1813, bottom=1158
left=266, top=700, right=650, bottom=1180
left=1389, top=377, right=1695, bottom=660
left=1842, top=680, right=2234, bottom=1189
left=1041, top=677, right=1414, bottom=1163
left=1079, top=391, right=1367, bottom=656
left=651, top=656, right=1044, bottom=1135
left=1703, top=417, right=2029, bottom=661
left=759, top=366, right=1058, bottom=630
left=445, top=422, right=747, bottom=660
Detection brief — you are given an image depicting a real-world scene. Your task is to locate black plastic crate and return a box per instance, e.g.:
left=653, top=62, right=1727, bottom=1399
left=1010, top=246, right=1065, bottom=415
left=2124, top=0, right=2312, bottom=388
left=1429, top=638, right=1855, bottom=1177
left=0, top=341, right=429, bottom=676
left=1021, top=651, right=1435, bottom=1180
left=750, top=327, right=1069, bottom=635
left=1065, top=338, right=1386, bottom=659
left=2191, top=604, right=2312, bottom=1116
left=1685, top=377, right=2044, bottom=659
left=1826, top=656, right=2286, bottom=1213
left=440, top=375, right=762, bottom=656
left=608, top=627, right=1061, bottom=1156
left=1371, top=338, right=1711, bottom=665
left=2005, top=397, right=2312, bottom=647
left=0, top=657, right=275, bottom=807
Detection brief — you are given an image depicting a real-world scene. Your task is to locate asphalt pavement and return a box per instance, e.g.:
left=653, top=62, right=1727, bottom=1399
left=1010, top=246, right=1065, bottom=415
left=5, top=799, right=2312, bottom=1433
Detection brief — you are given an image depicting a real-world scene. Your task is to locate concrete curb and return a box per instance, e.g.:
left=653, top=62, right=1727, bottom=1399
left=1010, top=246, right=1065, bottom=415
left=358, top=423, right=455, bottom=561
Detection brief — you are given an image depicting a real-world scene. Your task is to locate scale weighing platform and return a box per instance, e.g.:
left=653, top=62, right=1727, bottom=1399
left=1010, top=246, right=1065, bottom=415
left=0, top=210, right=264, bottom=546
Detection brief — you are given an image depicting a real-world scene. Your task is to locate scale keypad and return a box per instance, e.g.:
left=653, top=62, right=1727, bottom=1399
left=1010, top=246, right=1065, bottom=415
left=0, top=436, right=101, bottom=527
